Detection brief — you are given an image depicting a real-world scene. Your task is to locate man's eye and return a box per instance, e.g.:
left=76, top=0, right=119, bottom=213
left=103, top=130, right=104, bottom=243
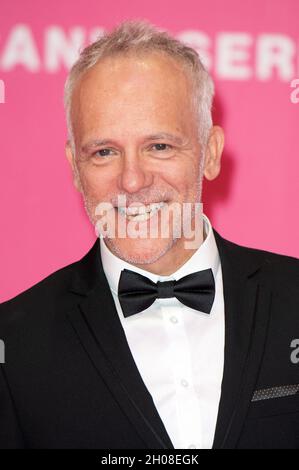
left=151, top=143, right=171, bottom=151
left=94, top=148, right=114, bottom=157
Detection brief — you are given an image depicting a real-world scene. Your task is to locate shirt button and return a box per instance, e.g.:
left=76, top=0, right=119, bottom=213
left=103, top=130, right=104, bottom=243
left=188, top=444, right=197, bottom=449
left=170, top=316, right=178, bottom=324
left=181, top=379, right=189, bottom=388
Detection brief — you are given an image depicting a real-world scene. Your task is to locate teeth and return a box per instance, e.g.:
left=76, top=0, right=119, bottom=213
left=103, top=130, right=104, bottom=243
left=117, top=202, right=165, bottom=220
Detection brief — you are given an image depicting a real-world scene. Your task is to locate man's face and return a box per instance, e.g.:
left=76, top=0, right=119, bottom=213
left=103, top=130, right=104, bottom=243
left=67, top=52, right=219, bottom=271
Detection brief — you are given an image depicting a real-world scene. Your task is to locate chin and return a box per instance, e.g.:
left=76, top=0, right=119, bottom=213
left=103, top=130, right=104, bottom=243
left=105, top=236, right=176, bottom=266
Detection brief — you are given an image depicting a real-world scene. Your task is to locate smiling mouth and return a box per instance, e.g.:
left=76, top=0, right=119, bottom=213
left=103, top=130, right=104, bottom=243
left=116, top=201, right=166, bottom=221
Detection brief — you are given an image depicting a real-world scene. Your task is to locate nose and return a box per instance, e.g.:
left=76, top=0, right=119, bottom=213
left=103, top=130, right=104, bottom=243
left=118, top=151, right=153, bottom=194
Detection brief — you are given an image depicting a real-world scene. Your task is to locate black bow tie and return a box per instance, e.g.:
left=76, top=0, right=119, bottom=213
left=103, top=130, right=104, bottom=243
left=118, top=268, right=215, bottom=317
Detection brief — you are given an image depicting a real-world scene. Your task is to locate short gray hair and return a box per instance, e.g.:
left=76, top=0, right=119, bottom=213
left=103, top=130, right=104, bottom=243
left=64, top=20, right=214, bottom=148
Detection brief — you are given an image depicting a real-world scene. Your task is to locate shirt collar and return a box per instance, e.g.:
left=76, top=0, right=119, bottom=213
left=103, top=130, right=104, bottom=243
left=100, top=213, right=220, bottom=296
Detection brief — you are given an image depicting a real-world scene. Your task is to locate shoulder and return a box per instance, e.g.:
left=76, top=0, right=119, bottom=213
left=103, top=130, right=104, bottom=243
left=1, top=260, right=76, bottom=308
left=213, top=228, right=299, bottom=292
left=0, top=257, right=81, bottom=335
left=237, top=240, right=298, bottom=280
left=0, top=238, right=100, bottom=338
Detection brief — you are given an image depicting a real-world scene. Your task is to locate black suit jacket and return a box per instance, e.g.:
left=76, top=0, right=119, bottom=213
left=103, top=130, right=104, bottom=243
left=0, top=229, right=299, bottom=449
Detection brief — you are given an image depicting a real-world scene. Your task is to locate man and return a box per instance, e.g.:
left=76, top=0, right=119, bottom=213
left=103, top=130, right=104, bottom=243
left=0, top=20, right=299, bottom=449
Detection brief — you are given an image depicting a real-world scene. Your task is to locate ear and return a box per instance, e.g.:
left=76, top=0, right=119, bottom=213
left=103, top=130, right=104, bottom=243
left=203, top=125, right=225, bottom=181
left=65, top=141, right=82, bottom=193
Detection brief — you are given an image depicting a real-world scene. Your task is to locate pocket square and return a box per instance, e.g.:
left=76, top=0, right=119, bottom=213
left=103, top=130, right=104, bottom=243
left=252, top=384, right=299, bottom=402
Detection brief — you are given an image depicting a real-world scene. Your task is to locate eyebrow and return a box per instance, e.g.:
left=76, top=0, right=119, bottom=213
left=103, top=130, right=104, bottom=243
left=144, top=133, right=185, bottom=145
left=81, top=132, right=185, bottom=153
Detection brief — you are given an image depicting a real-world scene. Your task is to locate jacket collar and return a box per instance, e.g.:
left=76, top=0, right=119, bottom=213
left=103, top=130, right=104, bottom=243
left=69, top=228, right=266, bottom=297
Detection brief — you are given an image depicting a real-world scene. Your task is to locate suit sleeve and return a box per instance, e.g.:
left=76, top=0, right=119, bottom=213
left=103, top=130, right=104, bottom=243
left=0, top=365, right=25, bottom=448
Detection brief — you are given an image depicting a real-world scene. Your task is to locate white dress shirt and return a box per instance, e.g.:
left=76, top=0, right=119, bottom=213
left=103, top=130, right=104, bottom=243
left=100, top=213, right=225, bottom=449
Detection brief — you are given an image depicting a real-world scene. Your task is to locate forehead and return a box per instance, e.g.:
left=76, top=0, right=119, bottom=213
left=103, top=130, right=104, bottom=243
left=71, top=52, right=196, bottom=140
left=73, top=51, right=193, bottom=106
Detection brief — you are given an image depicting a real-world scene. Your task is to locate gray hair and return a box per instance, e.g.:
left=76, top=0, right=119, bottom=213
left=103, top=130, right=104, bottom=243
left=64, top=20, right=214, bottom=150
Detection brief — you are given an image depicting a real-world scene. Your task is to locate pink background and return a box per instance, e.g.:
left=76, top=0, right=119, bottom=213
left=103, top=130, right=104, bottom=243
left=0, top=0, right=298, bottom=302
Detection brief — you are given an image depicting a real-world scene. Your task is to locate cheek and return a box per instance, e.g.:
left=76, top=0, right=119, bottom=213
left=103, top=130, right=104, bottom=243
left=161, top=157, right=200, bottom=192
left=78, top=166, right=116, bottom=200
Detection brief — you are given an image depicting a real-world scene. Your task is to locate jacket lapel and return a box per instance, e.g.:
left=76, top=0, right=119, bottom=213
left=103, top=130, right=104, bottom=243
left=212, top=230, right=272, bottom=448
left=65, top=239, right=174, bottom=449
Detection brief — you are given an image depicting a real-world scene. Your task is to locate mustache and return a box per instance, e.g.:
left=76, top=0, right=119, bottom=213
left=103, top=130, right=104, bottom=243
left=110, top=190, right=176, bottom=207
